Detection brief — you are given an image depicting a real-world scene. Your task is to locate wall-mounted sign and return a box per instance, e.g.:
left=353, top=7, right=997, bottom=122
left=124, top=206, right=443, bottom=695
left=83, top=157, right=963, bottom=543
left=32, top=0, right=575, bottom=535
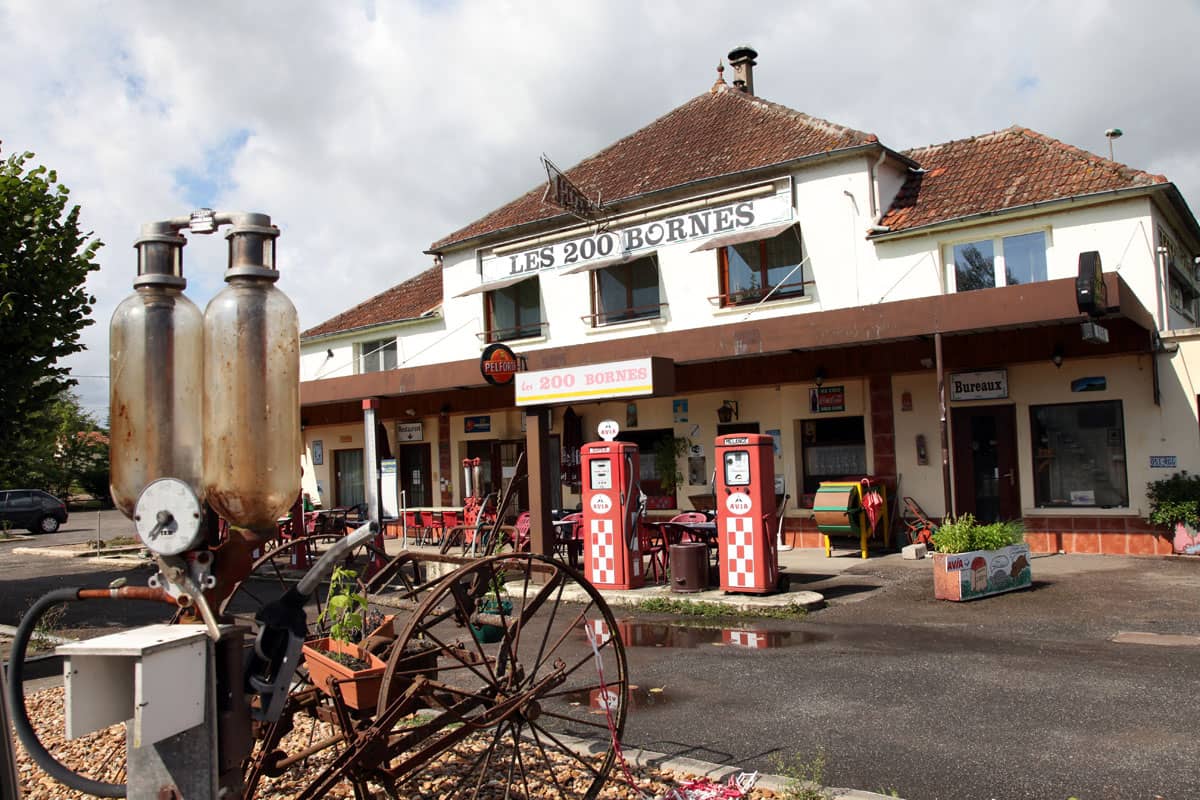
left=515, top=357, right=673, bottom=406
left=397, top=421, right=423, bottom=441
left=311, top=439, right=324, bottom=466
left=673, top=399, right=688, bottom=423
left=950, top=369, right=1009, bottom=401
left=480, top=181, right=792, bottom=282
left=1150, top=455, right=1178, bottom=469
left=464, top=415, right=491, bottom=434
left=480, top=342, right=522, bottom=385
left=380, top=458, right=397, bottom=475
left=810, top=385, right=845, bottom=413
left=1071, top=376, right=1107, bottom=393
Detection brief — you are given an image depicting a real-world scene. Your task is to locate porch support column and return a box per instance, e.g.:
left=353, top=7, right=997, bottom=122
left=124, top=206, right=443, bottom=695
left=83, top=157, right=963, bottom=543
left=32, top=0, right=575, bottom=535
left=524, top=407, right=553, bottom=557
left=363, top=398, right=380, bottom=526
left=935, top=333, right=953, bottom=518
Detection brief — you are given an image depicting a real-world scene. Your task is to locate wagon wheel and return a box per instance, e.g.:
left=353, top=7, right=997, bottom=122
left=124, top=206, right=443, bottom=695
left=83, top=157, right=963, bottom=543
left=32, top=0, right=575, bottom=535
left=371, top=553, right=629, bottom=799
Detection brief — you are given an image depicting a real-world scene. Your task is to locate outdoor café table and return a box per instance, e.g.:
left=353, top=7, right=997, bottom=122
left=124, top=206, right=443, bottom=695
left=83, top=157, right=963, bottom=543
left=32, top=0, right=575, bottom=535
left=551, top=519, right=582, bottom=568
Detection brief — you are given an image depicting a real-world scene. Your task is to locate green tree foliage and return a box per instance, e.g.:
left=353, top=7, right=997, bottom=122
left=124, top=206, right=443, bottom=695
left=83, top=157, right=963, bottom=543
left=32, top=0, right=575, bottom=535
left=0, top=148, right=102, bottom=489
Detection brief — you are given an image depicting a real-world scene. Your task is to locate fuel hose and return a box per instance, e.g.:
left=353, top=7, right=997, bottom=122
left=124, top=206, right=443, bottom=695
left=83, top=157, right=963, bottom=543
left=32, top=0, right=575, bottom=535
left=6, top=586, right=174, bottom=798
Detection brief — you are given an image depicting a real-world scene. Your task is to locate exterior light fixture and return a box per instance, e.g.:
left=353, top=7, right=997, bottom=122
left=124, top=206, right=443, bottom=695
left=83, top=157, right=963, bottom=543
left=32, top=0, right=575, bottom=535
left=1052, top=345, right=1064, bottom=368
left=717, top=400, right=739, bottom=423
left=325, top=348, right=334, bottom=359
left=814, top=367, right=827, bottom=387
left=1105, top=128, right=1123, bottom=161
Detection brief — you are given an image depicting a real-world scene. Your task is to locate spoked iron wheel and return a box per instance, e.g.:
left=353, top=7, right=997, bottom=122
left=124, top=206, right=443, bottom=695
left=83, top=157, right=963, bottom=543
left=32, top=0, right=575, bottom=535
left=371, top=553, right=629, bottom=800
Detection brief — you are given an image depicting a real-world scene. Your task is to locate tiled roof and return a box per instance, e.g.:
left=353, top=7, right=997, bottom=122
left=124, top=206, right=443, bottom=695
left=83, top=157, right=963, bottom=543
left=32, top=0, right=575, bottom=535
left=879, top=126, right=1168, bottom=233
left=301, top=264, right=442, bottom=339
left=430, top=84, right=878, bottom=251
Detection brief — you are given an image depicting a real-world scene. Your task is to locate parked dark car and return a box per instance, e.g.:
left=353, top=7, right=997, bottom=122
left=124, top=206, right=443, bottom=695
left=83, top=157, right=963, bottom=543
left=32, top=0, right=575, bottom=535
left=0, top=489, right=68, bottom=533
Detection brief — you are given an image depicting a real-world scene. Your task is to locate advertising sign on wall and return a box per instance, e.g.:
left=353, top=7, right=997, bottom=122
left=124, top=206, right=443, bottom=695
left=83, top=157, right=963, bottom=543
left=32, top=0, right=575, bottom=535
left=515, top=357, right=672, bottom=406
left=809, top=386, right=846, bottom=413
left=464, top=415, right=491, bottom=434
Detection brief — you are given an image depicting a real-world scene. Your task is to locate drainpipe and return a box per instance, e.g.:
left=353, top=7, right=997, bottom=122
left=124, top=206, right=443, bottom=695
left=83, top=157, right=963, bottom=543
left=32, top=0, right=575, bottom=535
left=936, top=332, right=953, bottom=517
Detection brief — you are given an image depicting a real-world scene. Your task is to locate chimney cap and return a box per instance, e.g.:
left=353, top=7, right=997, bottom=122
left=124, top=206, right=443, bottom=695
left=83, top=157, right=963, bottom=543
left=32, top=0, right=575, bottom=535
left=728, top=45, right=758, bottom=64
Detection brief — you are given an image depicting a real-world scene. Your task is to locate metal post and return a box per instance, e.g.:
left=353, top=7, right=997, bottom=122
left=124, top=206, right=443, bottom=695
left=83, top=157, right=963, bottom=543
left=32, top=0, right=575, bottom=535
left=363, top=398, right=380, bottom=527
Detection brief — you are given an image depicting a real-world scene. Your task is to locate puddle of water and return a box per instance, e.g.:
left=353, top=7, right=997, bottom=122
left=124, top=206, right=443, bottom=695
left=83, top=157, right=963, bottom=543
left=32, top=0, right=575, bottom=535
left=562, top=684, right=676, bottom=712
left=584, top=620, right=825, bottom=650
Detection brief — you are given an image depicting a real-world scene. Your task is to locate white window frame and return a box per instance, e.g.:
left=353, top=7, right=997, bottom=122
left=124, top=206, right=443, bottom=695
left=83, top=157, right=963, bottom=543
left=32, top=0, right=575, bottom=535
left=945, top=228, right=1051, bottom=293
left=356, top=337, right=397, bottom=374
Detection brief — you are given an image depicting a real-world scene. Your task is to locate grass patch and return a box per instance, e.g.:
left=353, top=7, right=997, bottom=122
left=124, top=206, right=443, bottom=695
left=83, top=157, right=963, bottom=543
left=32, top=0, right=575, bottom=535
left=635, top=597, right=807, bottom=620
left=771, top=749, right=832, bottom=800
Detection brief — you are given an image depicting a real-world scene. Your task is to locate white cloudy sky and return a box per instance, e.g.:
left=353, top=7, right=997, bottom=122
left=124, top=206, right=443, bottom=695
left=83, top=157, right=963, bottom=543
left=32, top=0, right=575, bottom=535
left=3, top=0, right=1199, bottom=423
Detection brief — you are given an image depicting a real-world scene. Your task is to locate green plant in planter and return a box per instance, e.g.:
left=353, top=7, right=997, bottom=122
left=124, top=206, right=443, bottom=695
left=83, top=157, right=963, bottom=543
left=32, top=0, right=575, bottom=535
left=1145, top=471, right=1200, bottom=527
left=318, top=565, right=368, bottom=646
left=930, top=513, right=1024, bottom=554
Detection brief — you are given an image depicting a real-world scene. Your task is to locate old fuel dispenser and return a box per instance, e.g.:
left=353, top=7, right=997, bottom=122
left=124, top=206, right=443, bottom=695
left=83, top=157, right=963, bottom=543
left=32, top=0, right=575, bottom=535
left=714, top=433, right=780, bottom=593
left=580, top=421, right=644, bottom=590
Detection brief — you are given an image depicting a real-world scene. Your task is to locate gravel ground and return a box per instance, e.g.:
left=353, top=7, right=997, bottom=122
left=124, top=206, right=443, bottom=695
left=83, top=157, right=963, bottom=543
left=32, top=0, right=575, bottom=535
left=12, top=687, right=785, bottom=799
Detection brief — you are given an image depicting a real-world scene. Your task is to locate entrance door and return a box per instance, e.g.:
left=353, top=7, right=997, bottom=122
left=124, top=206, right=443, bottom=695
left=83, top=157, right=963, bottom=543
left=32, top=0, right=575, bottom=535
left=334, top=449, right=365, bottom=509
left=952, top=405, right=1020, bottom=522
left=400, top=443, right=432, bottom=508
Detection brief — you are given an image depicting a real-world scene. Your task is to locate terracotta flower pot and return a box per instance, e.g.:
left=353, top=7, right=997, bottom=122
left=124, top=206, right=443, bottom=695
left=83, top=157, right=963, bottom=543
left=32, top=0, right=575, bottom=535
left=302, top=637, right=386, bottom=710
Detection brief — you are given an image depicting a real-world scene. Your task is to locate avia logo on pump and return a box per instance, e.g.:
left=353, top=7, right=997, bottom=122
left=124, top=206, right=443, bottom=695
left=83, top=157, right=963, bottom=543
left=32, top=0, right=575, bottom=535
left=590, top=494, right=613, bottom=515
left=725, top=492, right=753, bottom=515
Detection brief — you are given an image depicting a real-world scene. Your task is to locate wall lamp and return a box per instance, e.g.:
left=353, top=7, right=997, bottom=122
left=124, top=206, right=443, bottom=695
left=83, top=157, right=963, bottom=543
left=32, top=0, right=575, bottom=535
left=325, top=348, right=334, bottom=359
left=717, top=400, right=739, bottom=424
left=814, top=367, right=827, bottom=387
left=1051, top=345, right=1064, bottom=369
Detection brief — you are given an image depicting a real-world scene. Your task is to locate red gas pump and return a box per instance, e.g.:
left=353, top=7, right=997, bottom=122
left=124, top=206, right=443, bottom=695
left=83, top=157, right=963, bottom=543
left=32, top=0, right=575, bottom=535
left=580, top=430, right=644, bottom=590
left=714, top=433, right=779, bottom=594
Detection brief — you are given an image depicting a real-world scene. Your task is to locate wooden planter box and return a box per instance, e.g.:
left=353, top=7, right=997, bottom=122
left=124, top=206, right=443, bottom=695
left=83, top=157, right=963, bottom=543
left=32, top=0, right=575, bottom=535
left=933, top=543, right=1032, bottom=601
left=302, top=638, right=386, bottom=710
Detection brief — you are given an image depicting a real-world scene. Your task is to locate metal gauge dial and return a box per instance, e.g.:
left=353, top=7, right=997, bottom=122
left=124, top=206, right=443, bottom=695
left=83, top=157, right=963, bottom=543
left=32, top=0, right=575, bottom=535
left=133, top=478, right=204, bottom=556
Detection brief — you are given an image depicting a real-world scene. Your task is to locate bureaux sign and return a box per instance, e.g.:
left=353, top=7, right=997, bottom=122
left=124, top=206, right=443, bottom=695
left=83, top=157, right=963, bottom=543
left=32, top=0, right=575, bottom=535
left=479, top=181, right=792, bottom=282
left=949, top=369, right=1009, bottom=401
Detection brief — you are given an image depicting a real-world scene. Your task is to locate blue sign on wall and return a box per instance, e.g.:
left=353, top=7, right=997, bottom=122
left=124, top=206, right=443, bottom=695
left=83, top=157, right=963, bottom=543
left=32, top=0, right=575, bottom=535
left=464, top=415, right=491, bottom=434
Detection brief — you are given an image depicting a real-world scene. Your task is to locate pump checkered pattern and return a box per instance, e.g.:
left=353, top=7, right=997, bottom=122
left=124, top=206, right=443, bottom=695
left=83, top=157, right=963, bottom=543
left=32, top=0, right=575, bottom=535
left=589, top=518, right=616, bottom=585
left=725, top=630, right=768, bottom=649
left=724, top=516, right=756, bottom=588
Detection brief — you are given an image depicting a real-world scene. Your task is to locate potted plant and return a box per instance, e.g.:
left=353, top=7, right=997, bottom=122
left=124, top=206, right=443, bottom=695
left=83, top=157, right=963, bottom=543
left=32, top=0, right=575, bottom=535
left=470, top=568, right=513, bottom=644
left=654, top=435, right=691, bottom=499
left=1146, top=471, right=1200, bottom=554
left=302, top=565, right=386, bottom=710
left=930, top=514, right=1032, bottom=601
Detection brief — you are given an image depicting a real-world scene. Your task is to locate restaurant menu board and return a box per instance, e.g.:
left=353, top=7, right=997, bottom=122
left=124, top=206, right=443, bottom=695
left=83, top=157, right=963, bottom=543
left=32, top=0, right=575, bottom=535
left=724, top=450, right=751, bottom=486
left=590, top=458, right=612, bottom=490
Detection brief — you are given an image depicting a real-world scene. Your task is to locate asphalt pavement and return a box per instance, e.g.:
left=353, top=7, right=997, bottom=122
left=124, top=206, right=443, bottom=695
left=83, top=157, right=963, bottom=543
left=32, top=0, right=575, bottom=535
left=3, top=511, right=1199, bottom=799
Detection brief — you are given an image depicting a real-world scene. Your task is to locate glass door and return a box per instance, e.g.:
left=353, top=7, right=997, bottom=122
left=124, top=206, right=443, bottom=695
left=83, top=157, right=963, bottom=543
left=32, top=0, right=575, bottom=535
left=334, top=449, right=365, bottom=509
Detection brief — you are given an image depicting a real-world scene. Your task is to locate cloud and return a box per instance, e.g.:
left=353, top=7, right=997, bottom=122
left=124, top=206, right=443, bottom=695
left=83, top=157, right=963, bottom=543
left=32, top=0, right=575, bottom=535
left=2, top=0, right=1198, bottom=424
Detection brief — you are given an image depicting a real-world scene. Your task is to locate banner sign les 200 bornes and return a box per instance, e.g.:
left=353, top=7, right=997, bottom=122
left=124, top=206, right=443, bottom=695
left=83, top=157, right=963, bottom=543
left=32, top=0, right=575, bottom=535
left=479, top=181, right=792, bottom=282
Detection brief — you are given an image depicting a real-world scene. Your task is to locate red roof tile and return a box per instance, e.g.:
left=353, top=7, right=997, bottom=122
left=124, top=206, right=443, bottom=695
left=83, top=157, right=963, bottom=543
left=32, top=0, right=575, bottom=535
left=430, top=85, right=878, bottom=251
left=301, top=264, right=442, bottom=339
left=880, top=126, right=1168, bottom=233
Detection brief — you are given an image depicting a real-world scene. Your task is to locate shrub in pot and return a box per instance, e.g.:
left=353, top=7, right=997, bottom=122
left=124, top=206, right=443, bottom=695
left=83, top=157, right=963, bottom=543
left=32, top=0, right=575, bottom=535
left=1145, top=471, right=1200, bottom=554
left=930, top=514, right=1032, bottom=601
left=302, top=565, right=386, bottom=710
left=470, top=569, right=513, bottom=644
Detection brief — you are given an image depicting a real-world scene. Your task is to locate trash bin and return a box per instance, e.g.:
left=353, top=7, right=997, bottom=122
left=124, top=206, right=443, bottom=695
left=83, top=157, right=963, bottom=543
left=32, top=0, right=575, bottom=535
left=670, top=542, right=709, bottom=593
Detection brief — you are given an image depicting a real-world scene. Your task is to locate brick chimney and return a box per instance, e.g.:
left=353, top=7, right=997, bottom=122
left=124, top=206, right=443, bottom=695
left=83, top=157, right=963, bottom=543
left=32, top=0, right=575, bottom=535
left=727, top=45, right=758, bottom=94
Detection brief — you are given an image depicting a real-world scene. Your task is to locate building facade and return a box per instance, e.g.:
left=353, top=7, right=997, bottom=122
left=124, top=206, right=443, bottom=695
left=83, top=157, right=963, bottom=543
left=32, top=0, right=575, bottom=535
left=298, top=49, right=1200, bottom=556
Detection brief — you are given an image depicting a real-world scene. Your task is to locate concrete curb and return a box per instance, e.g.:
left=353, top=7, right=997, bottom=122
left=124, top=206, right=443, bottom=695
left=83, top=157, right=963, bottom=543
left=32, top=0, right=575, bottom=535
left=12, top=545, right=149, bottom=568
left=552, top=730, right=901, bottom=799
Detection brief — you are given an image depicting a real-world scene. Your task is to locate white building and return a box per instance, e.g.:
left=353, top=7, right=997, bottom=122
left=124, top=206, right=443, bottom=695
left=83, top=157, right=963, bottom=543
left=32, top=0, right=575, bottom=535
left=299, top=48, right=1200, bottom=556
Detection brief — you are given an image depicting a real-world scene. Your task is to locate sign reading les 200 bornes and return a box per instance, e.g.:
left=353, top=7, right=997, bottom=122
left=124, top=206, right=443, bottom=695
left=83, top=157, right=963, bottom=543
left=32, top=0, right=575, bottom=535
left=515, top=357, right=672, bottom=406
left=480, top=182, right=792, bottom=283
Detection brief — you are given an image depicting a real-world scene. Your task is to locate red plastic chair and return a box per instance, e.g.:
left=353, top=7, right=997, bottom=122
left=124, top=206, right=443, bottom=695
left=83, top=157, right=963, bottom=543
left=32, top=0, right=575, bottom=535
left=514, top=511, right=532, bottom=552
left=403, top=510, right=424, bottom=544
left=669, top=512, right=708, bottom=542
